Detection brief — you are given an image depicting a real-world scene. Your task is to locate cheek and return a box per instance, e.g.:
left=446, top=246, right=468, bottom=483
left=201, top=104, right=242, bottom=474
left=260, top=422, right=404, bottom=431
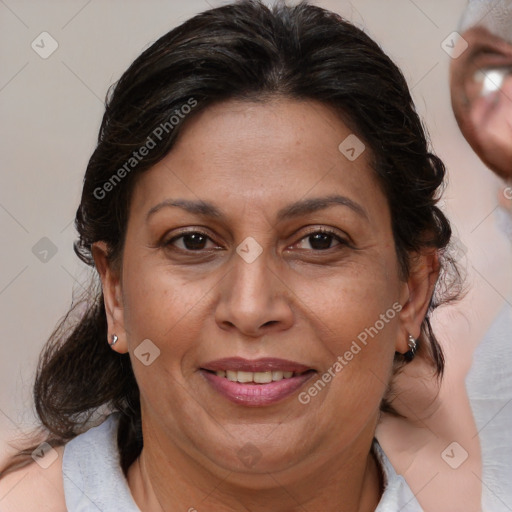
left=296, top=258, right=401, bottom=410
left=121, top=253, right=207, bottom=357
left=303, top=258, right=400, bottom=347
left=120, top=257, right=212, bottom=415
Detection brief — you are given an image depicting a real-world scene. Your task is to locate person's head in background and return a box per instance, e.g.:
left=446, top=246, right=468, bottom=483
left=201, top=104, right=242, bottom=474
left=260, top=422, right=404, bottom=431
left=450, top=0, right=512, bottom=179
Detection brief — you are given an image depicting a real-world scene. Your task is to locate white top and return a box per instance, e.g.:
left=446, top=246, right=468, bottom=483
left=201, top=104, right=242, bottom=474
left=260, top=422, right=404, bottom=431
left=62, top=412, right=422, bottom=511
left=465, top=204, right=512, bottom=512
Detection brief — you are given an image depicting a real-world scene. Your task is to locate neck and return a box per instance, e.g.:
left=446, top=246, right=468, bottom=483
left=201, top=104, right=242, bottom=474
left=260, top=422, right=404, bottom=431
left=127, top=421, right=382, bottom=512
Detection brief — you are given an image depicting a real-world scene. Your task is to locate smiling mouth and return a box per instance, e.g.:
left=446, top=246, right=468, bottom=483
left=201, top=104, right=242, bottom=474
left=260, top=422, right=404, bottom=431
left=202, top=369, right=315, bottom=384
left=200, top=367, right=317, bottom=406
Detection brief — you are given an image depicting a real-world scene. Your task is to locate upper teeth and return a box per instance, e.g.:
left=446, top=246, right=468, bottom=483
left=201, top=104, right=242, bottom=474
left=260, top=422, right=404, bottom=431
left=216, top=370, right=295, bottom=383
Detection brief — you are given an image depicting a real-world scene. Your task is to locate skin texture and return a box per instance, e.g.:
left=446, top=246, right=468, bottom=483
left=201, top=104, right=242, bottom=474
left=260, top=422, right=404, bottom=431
left=88, top=98, right=436, bottom=512
left=89, top=99, right=438, bottom=512
left=450, top=26, right=512, bottom=179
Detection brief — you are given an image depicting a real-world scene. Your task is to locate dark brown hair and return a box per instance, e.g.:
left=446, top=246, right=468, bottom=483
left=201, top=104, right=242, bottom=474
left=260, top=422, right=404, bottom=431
left=1, top=0, right=461, bottom=478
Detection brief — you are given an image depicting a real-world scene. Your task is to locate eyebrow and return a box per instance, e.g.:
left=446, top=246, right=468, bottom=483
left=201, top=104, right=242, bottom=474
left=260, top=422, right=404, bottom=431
left=145, top=194, right=368, bottom=223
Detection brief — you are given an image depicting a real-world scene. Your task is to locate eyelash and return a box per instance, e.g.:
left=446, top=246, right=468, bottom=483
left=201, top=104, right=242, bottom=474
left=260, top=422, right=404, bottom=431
left=163, top=227, right=349, bottom=253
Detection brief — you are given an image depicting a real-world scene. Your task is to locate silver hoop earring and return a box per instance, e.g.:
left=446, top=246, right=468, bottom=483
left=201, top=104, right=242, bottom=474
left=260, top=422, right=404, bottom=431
left=403, top=334, right=417, bottom=362
left=109, top=334, right=118, bottom=347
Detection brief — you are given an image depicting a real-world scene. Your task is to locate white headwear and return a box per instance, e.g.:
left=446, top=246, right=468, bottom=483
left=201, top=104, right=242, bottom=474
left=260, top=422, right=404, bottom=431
left=459, top=0, right=512, bottom=43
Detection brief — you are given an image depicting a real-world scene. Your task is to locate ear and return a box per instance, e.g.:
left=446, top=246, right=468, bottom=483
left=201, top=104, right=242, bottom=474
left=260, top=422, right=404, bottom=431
left=396, top=249, right=440, bottom=353
left=91, top=241, right=128, bottom=354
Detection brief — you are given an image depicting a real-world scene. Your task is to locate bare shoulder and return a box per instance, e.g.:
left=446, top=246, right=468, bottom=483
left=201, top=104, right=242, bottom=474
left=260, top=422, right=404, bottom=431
left=0, top=445, right=67, bottom=512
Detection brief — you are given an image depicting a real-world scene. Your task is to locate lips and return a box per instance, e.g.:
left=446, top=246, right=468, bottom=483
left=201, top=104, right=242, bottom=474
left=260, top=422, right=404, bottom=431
left=200, top=357, right=317, bottom=406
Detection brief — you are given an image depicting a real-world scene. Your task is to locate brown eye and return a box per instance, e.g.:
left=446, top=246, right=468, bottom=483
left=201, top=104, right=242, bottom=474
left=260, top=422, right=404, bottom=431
left=165, top=231, right=217, bottom=251
left=295, top=229, right=346, bottom=251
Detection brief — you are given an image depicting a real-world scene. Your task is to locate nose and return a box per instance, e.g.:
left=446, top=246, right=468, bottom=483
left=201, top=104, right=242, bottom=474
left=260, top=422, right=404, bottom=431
left=214, top=247, right=295, bottom=338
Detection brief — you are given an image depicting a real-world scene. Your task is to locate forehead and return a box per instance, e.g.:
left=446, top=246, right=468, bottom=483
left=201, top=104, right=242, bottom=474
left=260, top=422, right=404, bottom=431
left=129, top=98, right=388, bottom=223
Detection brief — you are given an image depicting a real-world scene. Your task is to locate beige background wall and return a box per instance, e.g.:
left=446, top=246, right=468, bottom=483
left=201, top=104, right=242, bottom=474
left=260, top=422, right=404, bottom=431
left=1, top=0, right=510, bottom=461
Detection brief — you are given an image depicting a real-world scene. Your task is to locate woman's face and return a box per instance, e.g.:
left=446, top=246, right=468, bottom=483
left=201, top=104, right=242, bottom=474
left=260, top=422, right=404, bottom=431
left=98, top=98, right=425, bottom=477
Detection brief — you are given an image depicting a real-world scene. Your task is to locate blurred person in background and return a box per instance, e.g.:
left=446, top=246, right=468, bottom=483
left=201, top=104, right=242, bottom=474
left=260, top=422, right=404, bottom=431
left=377, top=2, right=512, bottom=511
left=451, top=1, right=512, bottom=510
left=451, top=0, right=512, bottom=181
